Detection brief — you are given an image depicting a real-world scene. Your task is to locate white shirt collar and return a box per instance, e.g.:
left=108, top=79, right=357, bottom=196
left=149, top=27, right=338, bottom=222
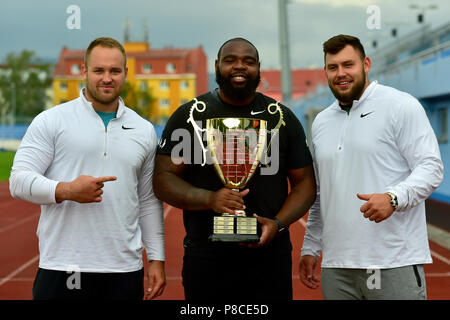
left=79, top=88, right=126, bottom=118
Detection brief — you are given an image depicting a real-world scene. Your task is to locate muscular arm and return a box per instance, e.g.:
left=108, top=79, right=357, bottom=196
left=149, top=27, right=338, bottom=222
left=276, top=164, right=317, bottom=227
left=153, top=154, right=246, bottom=214
left=252, top=164, right=317, bottom=247
left=153, top=154, right=210, bottom=210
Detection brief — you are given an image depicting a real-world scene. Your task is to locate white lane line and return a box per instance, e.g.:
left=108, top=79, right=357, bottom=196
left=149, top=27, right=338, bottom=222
left=425, top=272, right=450, bottom=277
left=298, top=216, right=307, bottom=228
left=0, top=277, right=34, bottom=282
left=431, top=250, right=450, bottom=266
left=163, top=205, right=173, bottom=220
left=0, top=201, right=15, bottom=211
left=0, top=213, right=39, bottom=234
left=0, top=254, right=39, bottom=287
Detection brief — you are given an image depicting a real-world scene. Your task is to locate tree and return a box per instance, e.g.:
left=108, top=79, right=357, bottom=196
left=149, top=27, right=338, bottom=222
left=121, top=81, right=156, bottom=122
left=0, top=50, right=52, bottom=124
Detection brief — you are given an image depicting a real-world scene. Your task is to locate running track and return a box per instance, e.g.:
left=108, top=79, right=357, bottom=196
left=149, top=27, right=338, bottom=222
left=0, top=181, right=449, bottom=300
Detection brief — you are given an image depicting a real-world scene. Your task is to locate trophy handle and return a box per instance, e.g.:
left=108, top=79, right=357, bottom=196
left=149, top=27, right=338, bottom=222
left=187, top=98, right=208, bottom=166
left=205, top=121, right=227, bottom=186
left=264, top=102, right=286, bottom=164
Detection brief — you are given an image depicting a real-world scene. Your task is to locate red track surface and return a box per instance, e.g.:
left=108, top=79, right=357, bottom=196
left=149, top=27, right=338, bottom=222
left=0, top=181, right=449, bottom=300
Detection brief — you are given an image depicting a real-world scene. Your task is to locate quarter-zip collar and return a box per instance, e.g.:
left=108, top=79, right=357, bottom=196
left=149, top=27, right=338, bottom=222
left=79, top=88, right=126, bottom=119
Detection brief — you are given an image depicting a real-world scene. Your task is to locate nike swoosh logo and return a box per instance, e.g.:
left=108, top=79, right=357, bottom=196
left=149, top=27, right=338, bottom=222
left=360, top=111, right=374, bottom=118
left=251, top=110, right=265, bottom=115
left=122, top=125, right=135, bottom=130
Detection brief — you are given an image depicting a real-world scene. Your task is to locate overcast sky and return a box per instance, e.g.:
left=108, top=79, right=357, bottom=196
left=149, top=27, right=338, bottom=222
left=1, top=0, right=449, bottom=72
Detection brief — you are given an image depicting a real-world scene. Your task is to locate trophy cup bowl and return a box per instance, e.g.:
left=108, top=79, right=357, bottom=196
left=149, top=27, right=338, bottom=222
left=206, top=118, right=267, bottom=242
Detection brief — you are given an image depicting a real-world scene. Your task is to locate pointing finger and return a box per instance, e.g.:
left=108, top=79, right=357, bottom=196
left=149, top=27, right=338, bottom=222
left=95, top=176, right=117, bottom=183
left=357, top=193, right=371, bottom=201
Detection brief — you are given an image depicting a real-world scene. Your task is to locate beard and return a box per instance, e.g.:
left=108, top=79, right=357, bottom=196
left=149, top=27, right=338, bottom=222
left=215, top=66, right=261, bottom=102
left=85, top=77, right=123, bottom=106
left=329, top=68, right=366, bottom=104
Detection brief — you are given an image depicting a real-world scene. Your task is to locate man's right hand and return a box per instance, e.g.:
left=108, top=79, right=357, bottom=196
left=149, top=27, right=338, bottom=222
left=299, top=254, right=320, bottom=289
left=55, top=175, right=117, bottom=203
left=208, top=188, right=249, bottom=215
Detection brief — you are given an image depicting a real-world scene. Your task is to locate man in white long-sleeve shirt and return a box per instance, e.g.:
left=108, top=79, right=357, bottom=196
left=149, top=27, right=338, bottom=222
left=9, top=37, right=165, bottom=300
left=299, top=34, right=443, bottom=300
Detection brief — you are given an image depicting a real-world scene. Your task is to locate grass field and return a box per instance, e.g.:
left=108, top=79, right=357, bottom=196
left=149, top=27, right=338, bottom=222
left=0, top=152, right=15, bottom=181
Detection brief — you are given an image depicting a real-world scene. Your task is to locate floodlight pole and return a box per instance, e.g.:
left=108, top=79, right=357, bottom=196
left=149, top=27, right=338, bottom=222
left=278, top=0, right=292, bottom=103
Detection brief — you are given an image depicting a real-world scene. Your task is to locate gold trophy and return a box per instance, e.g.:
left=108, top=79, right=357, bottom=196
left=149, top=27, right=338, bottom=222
left=206, top=118, right=267, bottom=242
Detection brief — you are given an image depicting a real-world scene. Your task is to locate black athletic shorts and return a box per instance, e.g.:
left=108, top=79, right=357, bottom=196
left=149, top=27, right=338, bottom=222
left=32, top=267, right=144, bottom=300
left=182, top=246, right=292, bottom=300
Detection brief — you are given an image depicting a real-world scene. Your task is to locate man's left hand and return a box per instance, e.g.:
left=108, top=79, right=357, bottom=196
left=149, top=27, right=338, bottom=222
left=145, top=260, right=166, bottom=300
left=244, top=214, right=278, bottom=248
left=357, top=193, right=394, bottom=223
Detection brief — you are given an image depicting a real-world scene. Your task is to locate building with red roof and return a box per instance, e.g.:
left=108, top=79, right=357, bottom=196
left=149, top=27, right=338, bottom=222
left=53, top=41, right=208, bottom=124
left=259, top=69, right=327, bottom=102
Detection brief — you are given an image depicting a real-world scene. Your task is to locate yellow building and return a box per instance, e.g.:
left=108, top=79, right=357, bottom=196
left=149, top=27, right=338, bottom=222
left=53, top=41, right=208, bottom=124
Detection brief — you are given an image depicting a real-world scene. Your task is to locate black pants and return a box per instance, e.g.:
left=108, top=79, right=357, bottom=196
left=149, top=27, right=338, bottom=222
left=32, top=268, right=144, bottom=300
left=182, top=248, right=293, bottom=301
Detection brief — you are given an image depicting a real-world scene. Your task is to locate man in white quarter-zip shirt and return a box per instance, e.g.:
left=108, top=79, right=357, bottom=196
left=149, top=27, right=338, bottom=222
left=9, top=37, right=165, bottom=300
left=299, top=34, right=443, bottom=300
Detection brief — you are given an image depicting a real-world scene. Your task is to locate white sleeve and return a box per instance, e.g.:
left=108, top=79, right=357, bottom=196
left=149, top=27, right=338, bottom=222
left=138, top=125, right=165, bottom=262
left=9, top=112, right=59, bottom=204
left=385, top=97, right=444, bottom=210
left=301, top=134, right=323, bottom=257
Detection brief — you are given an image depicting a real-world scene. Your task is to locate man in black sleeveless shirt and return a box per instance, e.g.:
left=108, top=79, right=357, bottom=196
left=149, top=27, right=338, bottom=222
left=154, top=38, right=316, bottom=300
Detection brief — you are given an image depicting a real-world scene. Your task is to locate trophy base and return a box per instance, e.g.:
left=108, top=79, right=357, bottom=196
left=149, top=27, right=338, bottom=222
left=209, top=233, right=260, bottom=243
left=210, top=216, right=259, bottom=243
